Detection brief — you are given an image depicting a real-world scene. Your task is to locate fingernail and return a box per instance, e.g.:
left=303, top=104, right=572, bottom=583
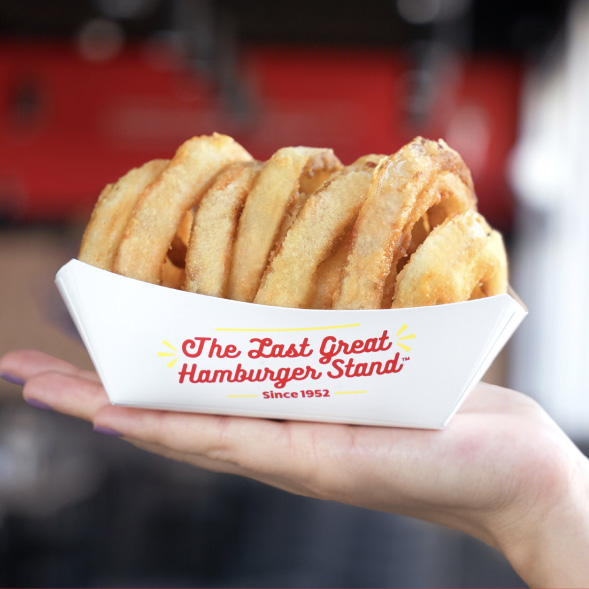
left=94, top=425, right=123, bottom=437
left=0, top=373, right=25, bottom=386
left=25, top=398, right=54, bottom=411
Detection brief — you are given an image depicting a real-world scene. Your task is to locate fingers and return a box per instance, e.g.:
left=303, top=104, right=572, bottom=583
left=24, top=371, right=110, bottom=422
left=0, top=349, right=100, bottom=384
left=91, top=403, right=427, bottom=505
left=93, top=403, right=290, bottom=464
left=2, top=348, right=340, bottom=500
left=0, top=348, right=106, bottom=422
left=92, top=403, right=341, bottom=493
left=126, top=436, right=321, bottom=498
left=127, top=438, right=253, bottom=476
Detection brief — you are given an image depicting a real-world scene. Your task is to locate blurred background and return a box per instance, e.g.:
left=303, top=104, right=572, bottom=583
left=0, top=0, right=586, bottom=586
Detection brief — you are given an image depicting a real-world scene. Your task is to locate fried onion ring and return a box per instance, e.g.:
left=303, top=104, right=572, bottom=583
left=183, top=161, right=262, bottom=297
left=254, top=155, right=381, bottom=308
left=333, top=137, right=476, bottom=310
left=78, top=159, right=168, bottom=270
left=312, top=155, right=388, bottom=311
left=166, top=209, right=194, bottom=270
left=113, top=133, right=252, bottom=284
left=392, top=211, right=508, bottom=308
left=310, top=230, right=352, bottom=310
left=227, top=147, right=342, bottom=303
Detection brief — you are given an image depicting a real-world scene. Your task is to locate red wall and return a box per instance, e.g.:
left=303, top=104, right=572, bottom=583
left=0, top=42, right=522, bottom=229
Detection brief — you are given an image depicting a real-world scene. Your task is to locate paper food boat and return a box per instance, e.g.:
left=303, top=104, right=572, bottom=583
left=56, top=259, right=527, bottom=429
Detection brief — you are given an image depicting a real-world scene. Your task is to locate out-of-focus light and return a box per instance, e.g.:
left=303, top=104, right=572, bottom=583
left=397, top=0, right=471, bottom=25
left=95, top=0, right=159, bottom=20
left=397, top=0, right=441, bottom=25
left=76, top=18, right=125, bottom=63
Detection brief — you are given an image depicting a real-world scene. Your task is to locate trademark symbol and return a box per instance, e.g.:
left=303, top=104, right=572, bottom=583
left=403, top=357, right=410, bottom=362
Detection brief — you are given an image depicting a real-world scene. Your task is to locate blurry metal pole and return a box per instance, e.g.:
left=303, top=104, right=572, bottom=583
left=509, top=0, right=589, bottom=441
left=397, top=0, right=473, bottom=131
left=170, top=0, right=254, bottom=125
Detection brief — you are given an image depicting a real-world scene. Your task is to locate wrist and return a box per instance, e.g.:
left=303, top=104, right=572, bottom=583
left=493, top=447, right=589, bottom=588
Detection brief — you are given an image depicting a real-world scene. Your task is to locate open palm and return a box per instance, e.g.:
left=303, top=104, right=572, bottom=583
left=2, top=348, right=588, bottom=587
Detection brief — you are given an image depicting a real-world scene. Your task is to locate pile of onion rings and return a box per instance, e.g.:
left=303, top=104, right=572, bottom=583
left=79, top=133, right=508, bottom=309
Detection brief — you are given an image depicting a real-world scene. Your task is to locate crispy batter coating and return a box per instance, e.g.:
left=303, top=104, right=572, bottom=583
left=333, top=137, right=477, bottom=310
left=183, top=161, right=262, bottom=297
left=254, top=155, right=381, bottom=308
left=392, top=211, right=508, bottom=308
left=78, top=159, right=168, bottom=270
left=227, top=146, right=342, bottom=303
left=113, top=133, right=252, bottom=284
left=310, top=230, right=352, bottom=310
left=80, top=134, right=509, bottom=311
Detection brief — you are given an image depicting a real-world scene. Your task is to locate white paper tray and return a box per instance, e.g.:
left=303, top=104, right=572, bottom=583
left=56, top=259, right=527, bottom=429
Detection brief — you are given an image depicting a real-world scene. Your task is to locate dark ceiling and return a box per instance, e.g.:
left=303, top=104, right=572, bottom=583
left=0, top=0, right=569, bottom=57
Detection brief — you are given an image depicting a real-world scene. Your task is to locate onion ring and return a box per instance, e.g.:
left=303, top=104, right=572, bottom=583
left=254, top=155, right=380, bottom=308
left=310, top=231, right=352, bottom=310
left=333, top=137, right=476, bottom=310
left=227, top=147, right=342, bottom=302
left=113, top=133, right=252, bottom=284
left=392, top=211, right=508, bottom=308
left=183, top=161, right=262, bottom=297
left=78, top=159, right=168, bottom=270
left=166, top=209, right=194, bottom=270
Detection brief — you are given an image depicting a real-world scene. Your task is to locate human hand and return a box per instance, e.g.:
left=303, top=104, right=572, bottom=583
left=1, top=349, right=588, bottom=588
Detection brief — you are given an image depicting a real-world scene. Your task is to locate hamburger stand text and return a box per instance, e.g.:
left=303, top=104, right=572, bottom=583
left=177, top=329, right=405, bottom=390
